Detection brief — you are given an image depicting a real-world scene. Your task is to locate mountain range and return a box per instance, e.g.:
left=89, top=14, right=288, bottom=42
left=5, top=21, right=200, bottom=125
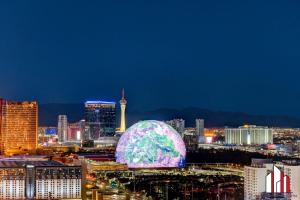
left=39, top=103, right=300, bottom=128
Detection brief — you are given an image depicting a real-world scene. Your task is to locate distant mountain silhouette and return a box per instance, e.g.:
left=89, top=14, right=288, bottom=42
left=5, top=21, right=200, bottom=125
left=39, top=104, right=300, bottom=128
left=39, top=103, right=84, bottom=126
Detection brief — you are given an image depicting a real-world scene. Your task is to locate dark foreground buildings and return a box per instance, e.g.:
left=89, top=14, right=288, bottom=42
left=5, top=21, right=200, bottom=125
left=0, top=158, right=82, bottom=199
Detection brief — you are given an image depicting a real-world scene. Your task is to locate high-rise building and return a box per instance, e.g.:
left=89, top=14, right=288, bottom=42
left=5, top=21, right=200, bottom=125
left=284, top=163, right=300, bottom=200
left=244, top=159, right=273, bottom=200
left=245, top=159, right=300, bottom=200
left=0, top=99, right=38, bottom=155
left=166, top=119, right=185, bottom=135
left=182, top=132, right=198, bottom=151
left=195, top=119, right=204, bottom=136
left=225, top=125, right=273, bottom=145
left=0, top=158, right=82, bottom=199
left=58, top=115, right=68, bottom=143
left=195, top=119, right=204, bottom=142
left=79, top=119, right=90, bottom=141
left=119, top=89, right=127, bottom=133
left=84, top=101, right=116, bottom=140
left=68, top=121, right=81, bottom=141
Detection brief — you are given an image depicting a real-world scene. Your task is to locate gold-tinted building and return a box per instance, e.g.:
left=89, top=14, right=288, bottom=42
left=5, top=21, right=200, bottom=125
left=0, top=99, right=38, bottom=155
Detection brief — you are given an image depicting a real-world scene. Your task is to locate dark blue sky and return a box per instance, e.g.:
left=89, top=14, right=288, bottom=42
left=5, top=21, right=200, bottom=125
left=0, top=0, right=300, bottom=116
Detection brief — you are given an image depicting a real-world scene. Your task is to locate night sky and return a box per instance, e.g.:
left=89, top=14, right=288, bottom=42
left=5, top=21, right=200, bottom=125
left=0, top=1, right=300, bottom=116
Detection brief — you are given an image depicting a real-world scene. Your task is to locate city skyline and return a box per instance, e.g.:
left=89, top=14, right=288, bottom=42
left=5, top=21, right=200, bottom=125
left=1, top=1, right=300, bottom=117
left=1, top=1, right=300, bottom=200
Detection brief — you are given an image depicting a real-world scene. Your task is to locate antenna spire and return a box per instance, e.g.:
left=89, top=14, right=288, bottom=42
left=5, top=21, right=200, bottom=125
left=122, top=88, right=125, bottom=100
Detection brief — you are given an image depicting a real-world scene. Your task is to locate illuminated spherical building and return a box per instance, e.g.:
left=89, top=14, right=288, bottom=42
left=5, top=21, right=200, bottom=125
left=116, top=120, right=186, bottom=168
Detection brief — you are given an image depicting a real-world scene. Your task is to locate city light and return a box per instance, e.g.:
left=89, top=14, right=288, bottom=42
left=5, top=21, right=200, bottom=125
left=0, top=1, right=298, bottom=199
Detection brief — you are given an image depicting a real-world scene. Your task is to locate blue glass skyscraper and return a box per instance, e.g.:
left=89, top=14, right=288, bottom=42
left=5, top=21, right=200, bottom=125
left=84, top=101, right=116, bottom=140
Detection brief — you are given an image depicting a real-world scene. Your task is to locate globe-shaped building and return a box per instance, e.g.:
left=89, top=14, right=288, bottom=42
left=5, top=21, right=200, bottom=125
left=116, top=120, right=186, bottom=168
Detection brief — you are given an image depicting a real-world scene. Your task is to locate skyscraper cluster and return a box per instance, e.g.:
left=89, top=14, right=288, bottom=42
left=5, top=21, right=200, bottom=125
left=165, top=119, right=185, bottom=135
left=56, top=89, right=127, bottom=144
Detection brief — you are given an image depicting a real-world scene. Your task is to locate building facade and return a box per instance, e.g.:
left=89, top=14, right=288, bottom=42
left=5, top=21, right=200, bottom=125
left=79, top=119, right=90, bottom=141
left=68, top=121, right=81, bottom=141
left=195, top=119, right=204, bottom=136
left=284, top=164, right=300, bottom=200
left=58, top=115, right=68, bottom=143
left=196, top=119, right=205, bottom=143
left=225, top=125, right=273, bottom=145
left=182, top=132, right=198, bottom=151
left=244, top=159, right=273, bottom=200
left=0, top=99, right=38, bottom=155
left=35, top=166, right=81, bottom=199
left=84, top=101, right=116, bottom=140
left=0, top=159, right=82, bottom=200
left=166, top=119, right=185, bottom=135
left=245, top=159, right=300, bottom=200
left=0, top=167, right=25, bottom=199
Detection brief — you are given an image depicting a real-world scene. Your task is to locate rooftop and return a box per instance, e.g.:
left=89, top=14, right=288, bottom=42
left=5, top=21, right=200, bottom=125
left=0, top=160, right=64, bottom=168
left=85, top=100, right=116, bottom=105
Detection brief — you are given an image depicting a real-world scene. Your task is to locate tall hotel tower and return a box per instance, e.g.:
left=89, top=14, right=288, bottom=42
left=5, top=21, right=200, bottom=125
left=84, top=100, right=116, bottom=139
left=58, top=115, right=68, bottom=142
left=119, top=89, right=127, bottom=133
left=0, top=99, right=38, bottom=155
